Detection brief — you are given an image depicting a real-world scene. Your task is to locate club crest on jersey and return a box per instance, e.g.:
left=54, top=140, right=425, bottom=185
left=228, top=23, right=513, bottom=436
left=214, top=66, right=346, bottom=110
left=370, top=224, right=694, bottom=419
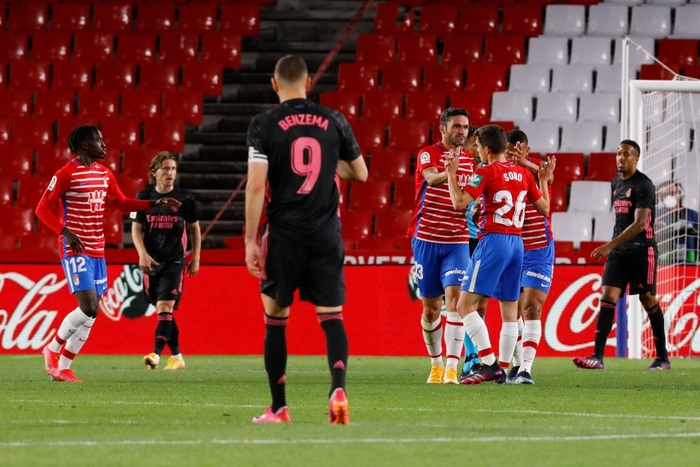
left=420, top=152, right=431, bottom=164
left=625, top=188, right=632, bottom=198
left=468, top=174, right=483, bottom=188
left=47, top=176, right=57, bottom=191
left=73, top=274, right=80, bottom=286
left=88, top=190, right=107, bottom=212
left=248, top=146, right=255, bottom=161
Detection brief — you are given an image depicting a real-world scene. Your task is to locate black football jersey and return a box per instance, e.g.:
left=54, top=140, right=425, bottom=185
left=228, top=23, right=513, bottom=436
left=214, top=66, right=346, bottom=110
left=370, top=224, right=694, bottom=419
left=610, top=170, right=656, bottom=251
left=247, top=98, right=361, bottom=243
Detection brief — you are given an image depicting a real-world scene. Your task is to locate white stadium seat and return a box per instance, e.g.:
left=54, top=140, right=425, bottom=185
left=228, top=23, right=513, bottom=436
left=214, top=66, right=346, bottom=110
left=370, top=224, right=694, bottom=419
left=508, top=64, right=551, bottom=93
left=527, top=37, right=569, bottom=65
left=570, top=37, right=613, bottom=67
left=517, top=122, right=560, bottom=154
left=629, top=6, right=671, bottom=38
left=593, top=211, right=616, bottom=242
left=491, top=91, right=534, bottom=125
left=587, top=5, right=629, bottom=37
left=646, top=0, right=686, bottom=5
left=595, top=65, right=622, bottom=94
left=578, top=93, right=620, bottom=123
left=613, top=37, right=655, bottom=71
left=560, top=122, right=603, bottom=153
left=603, top=122, right=621, bottom=152
left=543, top=5, right=586, bottom=37
left=551, top=211, right=593, bottom=248
left=568, top=181, right=612, bottom=213
left=550, top=65, right=593, bottom=94
left=535, top=92, right=578, bottom=123
left=671, top=6, right=700, bottom=38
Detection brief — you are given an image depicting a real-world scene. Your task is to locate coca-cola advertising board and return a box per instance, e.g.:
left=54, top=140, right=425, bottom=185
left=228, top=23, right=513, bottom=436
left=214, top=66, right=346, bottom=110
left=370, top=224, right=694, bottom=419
left=1, top=263, right=699, bottom=357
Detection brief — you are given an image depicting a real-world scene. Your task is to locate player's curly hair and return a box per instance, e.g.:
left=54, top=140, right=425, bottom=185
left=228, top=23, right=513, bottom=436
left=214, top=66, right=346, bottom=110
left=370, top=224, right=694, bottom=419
left=148, top=151, right=177, bottom=185
left=67, top=125, right=100, bottom=155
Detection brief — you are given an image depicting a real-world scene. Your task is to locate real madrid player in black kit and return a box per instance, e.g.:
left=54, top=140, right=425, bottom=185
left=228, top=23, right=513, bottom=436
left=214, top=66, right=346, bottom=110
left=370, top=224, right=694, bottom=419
left=132, top=151, right=201, bottom=371
left=245, top=55, right=368, bottom=424
left=573, top=140, right=670, bottom=371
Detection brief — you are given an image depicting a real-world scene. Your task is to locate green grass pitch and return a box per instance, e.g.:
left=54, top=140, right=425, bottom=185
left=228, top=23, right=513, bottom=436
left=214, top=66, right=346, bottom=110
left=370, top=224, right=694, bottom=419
left=1, top=355, right=700, bottom=467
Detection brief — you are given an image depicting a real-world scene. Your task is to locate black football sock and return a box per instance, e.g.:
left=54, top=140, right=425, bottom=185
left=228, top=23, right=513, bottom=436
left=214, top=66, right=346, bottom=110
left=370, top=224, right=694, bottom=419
left=645, top=304, right=669, bottom=361
left=167, top=317, right=181, bottom=355
left=264, top=315, right=288, bottom=412
left=319, top=313, right=348, bottom=397
left=593, top=300, right=616, bottom=359
left=153, top=313, right=173, bottom=355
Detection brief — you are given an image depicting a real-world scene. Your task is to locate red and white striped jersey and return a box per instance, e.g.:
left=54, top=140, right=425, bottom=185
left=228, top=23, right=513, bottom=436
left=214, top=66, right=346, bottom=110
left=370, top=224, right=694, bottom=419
left=522, top=184, right=553, bottom=250
left=408, top=142, right=475, bottom=243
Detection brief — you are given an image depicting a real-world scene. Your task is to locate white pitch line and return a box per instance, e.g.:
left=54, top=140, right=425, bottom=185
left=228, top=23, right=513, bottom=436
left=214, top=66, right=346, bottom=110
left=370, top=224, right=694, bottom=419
left=3, top=432, right=700, bottom=448
left=479, top=409, right=700, bottom=422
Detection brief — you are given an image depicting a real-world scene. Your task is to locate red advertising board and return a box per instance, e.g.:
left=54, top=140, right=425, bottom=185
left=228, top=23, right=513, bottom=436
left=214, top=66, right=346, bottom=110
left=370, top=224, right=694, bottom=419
left=1, top=262, right=699, bottom=357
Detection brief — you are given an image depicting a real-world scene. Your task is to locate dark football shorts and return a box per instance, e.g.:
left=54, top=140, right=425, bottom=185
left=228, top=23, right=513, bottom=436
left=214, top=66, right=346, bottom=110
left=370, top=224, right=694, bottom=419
left=143, top=263, right=185, bottom=310
left=261, top=234, right=346, bottom=309
left=602, top=245, right=657, bottom=296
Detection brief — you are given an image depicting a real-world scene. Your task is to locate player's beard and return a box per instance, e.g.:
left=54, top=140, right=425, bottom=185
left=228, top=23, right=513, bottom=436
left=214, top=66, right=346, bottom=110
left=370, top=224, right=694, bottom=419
left=448, top=135, right=465, bottom=148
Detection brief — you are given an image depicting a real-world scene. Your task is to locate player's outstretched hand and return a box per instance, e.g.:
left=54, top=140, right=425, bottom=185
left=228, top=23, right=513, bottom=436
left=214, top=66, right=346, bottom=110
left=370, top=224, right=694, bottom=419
left=156, top=197, right=182, bottom=208
left=538, top=155, right=556, bottom=183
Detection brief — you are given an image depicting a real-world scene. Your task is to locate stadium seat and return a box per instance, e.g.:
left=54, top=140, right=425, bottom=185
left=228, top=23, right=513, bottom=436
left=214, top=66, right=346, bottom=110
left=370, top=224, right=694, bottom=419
left=139, top=62, right=179, bottom=92
left=449, top=91, right=492, bottom=126
left=8, top=3, right=48, bottom=32
left=94, top=62, right=135, bottom=92
left=1, top=146, right=33, bottom=179
left=560, top=122, right=604, bottom=153
left=51, top=61, right=92, bottom=92
left=527, top=37, right=569, bottom=66
left=220, top=4, right=260, bottom=36
left=629, top=6, right=671, bottom=38
left=34, top=90, right=75, bottom=119
left=337, top=63, right=378, bottom=92
left=356, top=34, right=396, bottom=64
left=595, top=65, right=623, bottom=94
left=568, top=180, right=612, bottom=213
left=554, top=240, right=575, bottom=255
left=551, top=211, right=593, bottom=248
left=570, top=38, right=613, bottom=67
left=465, top=64, right=508, bottom=92
left=77, top=90, right=118, bottom=119
left=178, top=4, right=218, bottom=33
left=671, top=6, right=700, bottom=38
left=404, top=92, right=446, bottom=122
left=657, top=39, right=698, bottom=69
left=362, top=91, right=403, bottom=122
left=484, top=36, right=526, bottom=65
left=387, top=120, right=430, bottom=151
left=348, top=180, right=391, bottom=211
left=373, top=3, right=414, bottom=33
left=73, top=32, right=115, bottom=63
left=418, top=5, right=458, bottom=34
left=441, top=35, right=482, bottom=65
left=0, top=91, right=32, bottom=118
left=115, top=175, right=146, bottom=199
left=351, top=120, right=385, bottom=153
left=543, top=5, right=586, bottom=37
left=547, top=152, right=584, bottom=185
left=613, top=37, right=655, bottom=71
left=17, top=177, right=49, bottom=208
left=31, top=33, right=71, bottom=62
left=0, top=175, right=13, bottom=208
left=458, top=4, right=499, bottom=35
left=100, top=118, right=141, bottom=150
left=392, top=180, right=415, bottom=211
left=0, top=207, right=34, bottom=240
left=340, top=210, right=373, bottom=240
left=117, top=34, right=157, bottom=63
left=182, top=62, right=222, bottom=96
left=103, top=207, right=124, bottom=246
left=517, top=122, right=560, bottom=154
left=121, top=148, right=154, bottom=178
left=491, top=92, right=533, bottom=125
left=0, top=119, right=12, bottom=147
left=369, top=150, right=411, bottom=181
left=587, top=152, right=618, bottom=181
left=121, top=90, right=161, bottom=120
left=603, top=122, right=622, bottom=153
left=93, top=2, right=131, bottom=33
left=508, top=65, right=551, bottom=93
left=35, top=147, right=74, bottom=178
left=158, top=33, right=200, bottom=64
left=9, top=61, right=49, bottom=90
left=535, top=92, right=577, bottom=123
left=587, top=5, right=629, bottom=37
left=320, top=92, right=360, bottom=122
left=380, top=63, right=420, bottom=93
left=162, top=91, right=203, bottom=125
left=423, top=64, right=463, bottom=94
left=13, top=119, right=54, bottom=148
left=578, top=94, right=620, bottom=123
left=374, top=210, right=413, bottom=245
left=0, top=34, right=28, bottom=61
left=135, top=3, right=175, bottom=32
left=51, top=3, right=90, bottom=33
left=397, top=34, right=437, bottom=65
left=550, top=181, right=568, bottom=212
left=550, top=65, right=593, bottom=94
left=143, top=119, right=185, bottom=152
left=501, top=5, right=542, bottom=37
left=200, top=34, right=242, bottom=68
left=639, top=64, right=679, bottom=81
left=355, top=237, right=407, bottom=251
left=19, top=233, right=57, bottom=250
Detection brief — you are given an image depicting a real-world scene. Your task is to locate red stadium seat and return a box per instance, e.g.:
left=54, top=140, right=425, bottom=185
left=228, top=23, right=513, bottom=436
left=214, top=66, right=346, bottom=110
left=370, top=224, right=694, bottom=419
left=548, top=152, right=585, bottom=185
left=369, top=149, right=411, bottom=181
left=9, top=61, right=49, bottom=90
left=138, top=62, right=179, bottom=92
left=397, top=34, right=437, bottom=65
left=362, top=91, right=403, bottom=122
left=77, top=91, right=119, bottom=119
left=587, top=152, right=618, bottom=181
left=8, top=3, right=48, bottom=33
left=100, top=118, right=141, bottom=150
left=0, top=62, right=6, bottom=89
left=51, top=61, right=93, bottom=91
left=13, top=119, right=54, bottom=148
left=121, top=90, right=161, bottom=120
left=0, top=34, right=29, bottom=61
left=116, top=175, right=147, bottom=199
left=685, top=65, right=700, bottom=79
left=0, top=235, right=17, bottom=249
left=319, top=92, right=361, bottom=122
left=340, top=210, right=373, bottom=240
left=449, top=91, right=492, bottom=126
left=178, top=4, right=218, bottom=34
left=374, top=210, right=413, bottom=243
left=405, top=92, right=446, bottom=122
left=31, top=33, right=71, bottom=62
left=458, top=4, right=499, bottom=35
left=94, top=62, right=136, bottom=91
left=0, top=119, right=12, bottom=147
left=356, top=34, right=396, bottom=64
left=502, top=5, right=543, bottom=37
left=121, top=148, right=154, bottom=178
left=135, top=3, right=175, bottom=32
left=465, top=64, right=508, bottom=92
left=423, top=63, right=463, bottom=93
left=0, top=175, right=13, bottom=208
left=35, top=147, right=74, bottom=178
left=19, top=233, right=57, bottom=249
left=418, top=5, right=459, bottom=35
left=162, top=91, right=203, bottom=125
left=639, top=64, right=680, bottom=81
left=143, top=119, right=185, bottom=153
left=550, top=181, right=568, bottom=213
left=158, top=33, right=200, bottom=64
left=380, top=63, right=421, bottom=93
left=484, top=36, right=526, bottom=65
left=348, top=180, right=391, bottom=211
left=338, top=63, right=378, bottom=92
left=658, top=39, right=698, bottom=69
left=34, top=90, right=75, bottom=119
left=200, top=34, right=242, bottom=68
left=17, top=177, right=49, bottom=208
left=442, top=34, right=482, bottom=65
left=387, top=120, right=429, bottom=151
left=0, top=91, right=32, bottom=118
left=0, top=207, right=34, bottom=240
left=103, top=207, right=124, bottom=246
left=373, top=3, right=414, bottom=33
left=73, top=32, right=115, bottom=63
left=355, top=237, right=404, bottom=251
left=116, top=34, right=157, bottom=63
left=93, top=2, right=131, bottom=33
left=50, top=3, right=90, bottom=33
left=220, top=4, right=260, bottom=36
left=578, top=241, right=606, bottom=263
left=0, top=146, right=33, bottom=179
left=554, top=240, right=575, bottom=255
left=351, top=120, right=386, bottom=153
left=56, top=117, right=97, bottom=148
left=0, top=5, right=4, bottom=32
left=182, top=62, right=222, bottom=96
left=392, top=180, right=415, bottom=210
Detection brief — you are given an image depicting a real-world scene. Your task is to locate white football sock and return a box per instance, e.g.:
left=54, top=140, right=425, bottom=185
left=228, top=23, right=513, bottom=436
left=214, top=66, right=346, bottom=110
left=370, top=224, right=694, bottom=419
left=421, top=317, right=444, bottom=367
left=498, top=321, right=519, bottom=371
left=520, top=320, right=542, bottom=374
left=59, top=316, right=96, bottom=370
left=444, top=311, right=463, bottom=370
left=463, top=312, right=495, bottom=366
left=49, top=307, right=92, bottom=352
left=512, top=316, right=524, bottom=367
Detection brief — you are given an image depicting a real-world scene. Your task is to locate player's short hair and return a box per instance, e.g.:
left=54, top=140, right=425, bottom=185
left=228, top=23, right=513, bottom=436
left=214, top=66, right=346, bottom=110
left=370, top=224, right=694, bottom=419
left=148, top=151, right=177, bottom=185
left=507, top=129, right=528, bottom=146
left=467, top=125, right=479, bottom=140
left=476, top=125, right=507, bottom=155
left=620, top=139, right=641, bottom=157
left=274, top=55, right=308, bottom=84
left=439, top=107, right=469, bottom=128
left=67, top=125, right=100, bottom=155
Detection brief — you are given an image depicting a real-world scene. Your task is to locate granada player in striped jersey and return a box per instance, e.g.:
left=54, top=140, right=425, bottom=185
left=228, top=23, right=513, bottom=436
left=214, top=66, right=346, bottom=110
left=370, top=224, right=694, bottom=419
left=444, top=125, right=555, bottom=384
left=503, top=129, right=555, bottom=385
left=36, top=125, right=181, bottom=382
left=407, top=107, right=478, bottom=385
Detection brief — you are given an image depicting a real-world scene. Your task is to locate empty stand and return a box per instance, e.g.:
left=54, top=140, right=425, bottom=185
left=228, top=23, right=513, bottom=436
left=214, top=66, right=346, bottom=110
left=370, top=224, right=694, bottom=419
left=35, top=147, right=74, bottom=178
left=657, top=39, right=698, bottom=69
left=139, top=62, right=179, bottom=92
left=220, top=4, right=260, bottom=36
left=0, top=119, right=11, bottom=147
left=579, top=94, right=620, bottom=123
left=50, top=3, right=90, bottom=33
left=484, top=36, right=525, bottom=65
left=404, top=92, right=446, bottom=121
left=535, top=92, right=577, bottom=123
left=143, top=119, right=185, bottom=152
left=78, top=90, right=119, bottom=119
left=19, top=233, right=57, bottom=250
left=200, top=34, right=242, bottom=68
left=0, top=176, right=13, bottom=208
left=380, top=63, right=421, bottom=93
left=587, top=5, right=629, bottom=37
left=449, top=91, right=491, bottom=125
left=351, top=120, right=385, bottom=153
left=491, top=92, right=533, bottom=125
left=1, top=146, right=33, bottom=179
left=51, top=61, right=92, bottom=91
left=31, top=33, right=71, bottom=62
left=501, top=4, right=542, bottom=36
left=603, top=122, right=622, bottom=153
left=122, top=148, right=155, bottom=178
left=0, top=207, right=34, bottom=240
left=595, top=65, right=623, bottom=94
left=527, top=37, right=569, bottom=65
left=560, top=122, right=604, bottom=153
left=93, top=2, right=131, bottom=33
left=551, top=211, right=593, bottom=249
left=397, top=34, right=437, bottom=65
left=362, top=91, right=403, bottom=122
left=570, top=37, right=613, bottom=67
left=162, top=91, right=203, bottom=126
left=116, top=34, right=157, bottom=63
left=103, top=208, right=124, bottom=246
left=373, top=3, right=414, bottom=33
left=178, top=4, right=218, bottom=34
left=508, top=64, right=551, bottom=93
left=100, top=118, right=141, bottom=150
left=337, top=62, right=378, bottom=92
left=423, top=63, right=463, bottom=93
left=671, top=6, right=700, bottom=38
left=0, top=34, right=28, bottom=61
left=548, top=152, right=585, bottom=185
left=550, top=65, right=593, bottom=94
left=629, top=6, right=671, bottom=38
left=356, top=34, right=396, bottom=64
left=387, top=120, right=429, bottom=151
left=0, top=91, right=32, bottom=118
left=374, top=210, right=413, bottom=243
left=8, top=3, right=47, bottom=33
left=340, top=210, right=373, bottom=241
left=543, top=5, right=586, bottom=36
left=17, top=177, right=49, bottom=209
left=122, top=90, right=161, bottom=120
left=348, top=180, right=391, bottom=211
left=94, top=61, right=136, bottom=91
left=593, top=211, right=615, bottom=242
left=550, top=181, right=568, bottom=212
left=135, top=3, right=175, bottom=32
left=458, top=4, right=499, bottom=35
left=13, top=119, right=54, bottom=148
left=182, top=62, right=222, bottom=96
left=115, top=175, right=146, bottom=198
left=9, top=61, right=49, bottom=90
left=34, top=90, right=75, bottom=119
left=517, top=122, right=560, bottom=154
left=159, top=33, right=200, bottom=64
left=392, top=180, right=415, bottom=211
left=442, top=35, right=482, bottom=65
left=465, top=64, right=508, bottom=92
left=568, top=180, right=612, bottom=213
left=369, top=150, right=411, bottom=181
left=73, top=32, right=115, bottom=62
left=613, top=37, right=655, bottom=70
left=418, top=5, right=458, bottom=35
left=586, top=152, right=617, bottom=181
left=320, top=92, right=360, bottom=121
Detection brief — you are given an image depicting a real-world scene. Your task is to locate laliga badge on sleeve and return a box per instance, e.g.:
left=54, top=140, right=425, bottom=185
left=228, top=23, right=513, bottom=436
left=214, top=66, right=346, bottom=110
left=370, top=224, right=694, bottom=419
left=47, top=176, right=57, bottom=191
left=420, top=152, right=430, bottom=165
